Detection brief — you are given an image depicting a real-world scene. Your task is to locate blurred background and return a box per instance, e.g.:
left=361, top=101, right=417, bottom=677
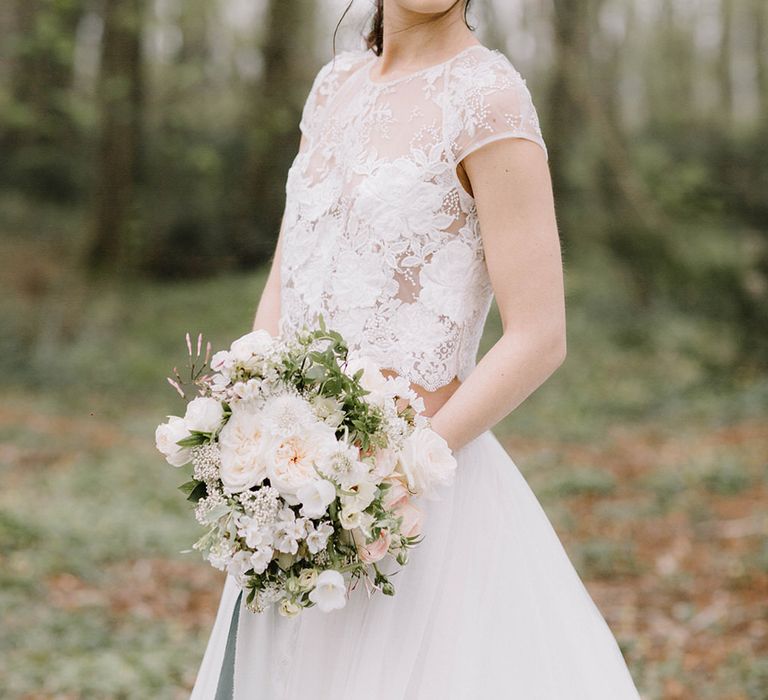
left=1, top=0, right=766, bottom=697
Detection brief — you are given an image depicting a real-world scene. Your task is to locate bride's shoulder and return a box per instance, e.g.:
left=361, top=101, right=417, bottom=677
left=450, top=44, right=530, bottom=92
left=313, top=46, right=373, bottom=86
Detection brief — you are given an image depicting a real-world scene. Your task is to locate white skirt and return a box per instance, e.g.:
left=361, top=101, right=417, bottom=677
left=190, top=430, right=642, bottom=699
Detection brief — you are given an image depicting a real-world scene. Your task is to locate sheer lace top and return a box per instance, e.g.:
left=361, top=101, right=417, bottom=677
left=278, top=43, right=548, bottom=392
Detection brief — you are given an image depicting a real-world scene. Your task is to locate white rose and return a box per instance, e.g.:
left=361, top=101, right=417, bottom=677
left=230, top=330, right=274, bottom=365
left=183, top=396, right=225, bottom=434
left=397, top=427, right=457, bottom=498
left=218, top=409, right=269, bottom=493
left=278, top=598, right=301, bottom=618
left=155, top=416, right=192, bottom=467
left=308, top=570, right=347, bottom=612
left=298, top=568, right=318, bottom=590
left=297, top=479, right=337, bottom=519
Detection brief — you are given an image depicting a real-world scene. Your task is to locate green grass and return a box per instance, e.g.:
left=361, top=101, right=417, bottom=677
left=1, top=258, right=766, bottom=698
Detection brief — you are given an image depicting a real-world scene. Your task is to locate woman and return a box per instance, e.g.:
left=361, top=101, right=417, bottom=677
left=190, top=1, right=643, bottom=698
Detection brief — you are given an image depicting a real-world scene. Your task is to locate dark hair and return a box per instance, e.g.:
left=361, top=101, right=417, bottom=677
left=333, top=1, right=476, bottom=58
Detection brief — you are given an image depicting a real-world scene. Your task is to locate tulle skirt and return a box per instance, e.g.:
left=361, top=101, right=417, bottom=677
left=189, top=430, right=642, bottom=699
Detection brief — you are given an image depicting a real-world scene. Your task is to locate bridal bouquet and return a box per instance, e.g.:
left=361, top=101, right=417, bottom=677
left=154, top=320, right=457, bottom=617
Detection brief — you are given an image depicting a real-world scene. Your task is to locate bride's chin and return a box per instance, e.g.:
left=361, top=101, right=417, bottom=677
left=380, top=369, right=462, bottom=418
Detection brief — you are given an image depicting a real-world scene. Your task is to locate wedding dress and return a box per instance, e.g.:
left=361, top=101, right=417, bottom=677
left=190, top=43, right=642, bottom=699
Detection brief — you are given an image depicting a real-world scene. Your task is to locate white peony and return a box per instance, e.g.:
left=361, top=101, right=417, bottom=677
left=218, top=409, right=269, bottom=493
left=308, top=570, right=347, bottom=612
left=297, top=479, right=337, bottom=519
left=397, top=427, right=457, bottom=498
left=155, top=416, right=192, bottom=467
left=183, top=396, right=225, bottom=434
left=263, top=423, right=336, bottom=504
left=229, top=329, right=274, bottom=367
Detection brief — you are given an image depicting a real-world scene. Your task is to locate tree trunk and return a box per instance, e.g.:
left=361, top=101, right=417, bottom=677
left=229, top=0, right=317, bottom=267
left=86, top=0, right=144, bottom=274
left=717, top=0, right=734, bottom=126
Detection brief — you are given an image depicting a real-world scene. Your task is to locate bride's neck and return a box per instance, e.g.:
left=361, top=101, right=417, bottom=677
left=377, top=2, right=477, bottom=73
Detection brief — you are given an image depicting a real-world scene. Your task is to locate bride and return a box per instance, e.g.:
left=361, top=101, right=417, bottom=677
left=190, top=1, right=642, bottom=698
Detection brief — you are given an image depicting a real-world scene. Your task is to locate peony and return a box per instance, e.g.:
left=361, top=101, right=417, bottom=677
left=264, top=424, right=335, bottom=503
left=297, top=479, right=337, bottom=519
left=308, top=570, right=347, bottom=612
left=183, top=396, right=225, bottom=434
left=354, top=528, right=392, bottom=564
left=397, top=427, right=457, bottom=497
left=218, top=409, right=269, bottom=493
left=229, top=329, right=274, bottom=365
left=155, top=416, right=192, bottom=467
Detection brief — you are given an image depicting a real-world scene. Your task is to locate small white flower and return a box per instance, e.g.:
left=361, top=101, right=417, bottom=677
left=341, top=480, right=377, bottom=513
left=308, top=570, right=347, bottom=612
left=249, top=545, right=274, bottom=574
left=183, top=396, right=225, bottom=434
left=227, top=550, right=253, bottom=586
left=339, top=507, right=362, bottom=530
left=305, top=521, right=333, bottom=554
left=155, top=416, right=192, bottom=467
left=297, top=479, right=337, bottom=519
left=237, top=516, right=272, bottom=549
left=210, top=350, right=233, bottom=375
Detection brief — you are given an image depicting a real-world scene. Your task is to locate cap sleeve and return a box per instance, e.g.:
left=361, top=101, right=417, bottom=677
left=299, top=49, right=372, bottom=137
left=447, top=52, right=548, bottom=164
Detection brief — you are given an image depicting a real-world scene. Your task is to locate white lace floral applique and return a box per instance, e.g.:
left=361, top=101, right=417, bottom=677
left=280, top=44, right=547, bottom=392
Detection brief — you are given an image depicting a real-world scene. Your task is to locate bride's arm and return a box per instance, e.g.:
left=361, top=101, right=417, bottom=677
left=429, top=138, right=566, bottom=452
left=251, top=133, right=309, bottom=334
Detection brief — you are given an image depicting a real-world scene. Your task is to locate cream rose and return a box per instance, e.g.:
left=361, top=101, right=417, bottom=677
left=183, top=396, right=225, bottom=434
left=155, top=416, right=192, bottom=467
left=397, top=427, right=457, bottom=497
left=218, top=409, right=269, bottom=493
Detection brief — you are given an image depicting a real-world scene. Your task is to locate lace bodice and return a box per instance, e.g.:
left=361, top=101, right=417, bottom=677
left=278, top=43, right=548, bottom=392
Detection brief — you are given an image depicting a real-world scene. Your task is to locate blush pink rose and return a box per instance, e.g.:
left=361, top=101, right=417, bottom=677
left=357, top=528, right=392, bottom=563
left=395, top=501, right=423, bottom=539
left=381, top=478, right=409, bottom=510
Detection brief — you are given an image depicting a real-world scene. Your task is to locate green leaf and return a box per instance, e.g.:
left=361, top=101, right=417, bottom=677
left=187, top=481, right=208, bottom=503
left=178, top=479, right=201, bottom=497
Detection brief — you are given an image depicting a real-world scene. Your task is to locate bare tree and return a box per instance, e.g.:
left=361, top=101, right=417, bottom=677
left=86, top=0, right=145, bottom=273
